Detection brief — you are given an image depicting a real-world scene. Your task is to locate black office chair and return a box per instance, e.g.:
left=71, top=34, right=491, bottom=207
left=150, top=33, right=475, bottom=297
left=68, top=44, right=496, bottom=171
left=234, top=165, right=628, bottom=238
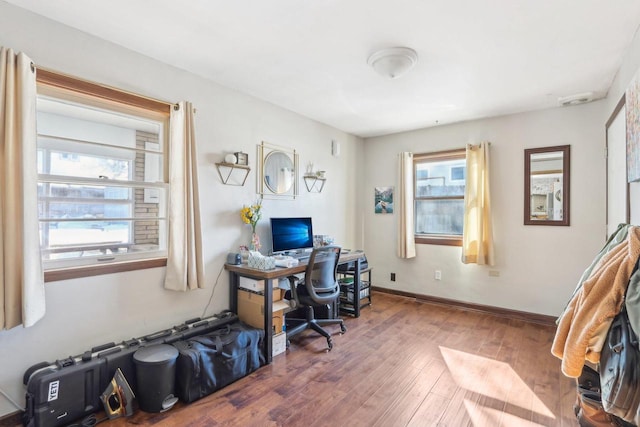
left=285, top=246, right=346, bottom=351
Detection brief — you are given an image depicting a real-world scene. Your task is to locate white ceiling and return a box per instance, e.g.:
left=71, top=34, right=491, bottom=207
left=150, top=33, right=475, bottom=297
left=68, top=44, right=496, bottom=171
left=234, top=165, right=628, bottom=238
left=6, top=0, right=640, bottom=137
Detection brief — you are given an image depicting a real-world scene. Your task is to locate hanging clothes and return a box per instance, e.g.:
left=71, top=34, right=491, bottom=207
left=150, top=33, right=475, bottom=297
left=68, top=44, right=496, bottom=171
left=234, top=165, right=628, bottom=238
left=551, top=225, right=640, bottom=377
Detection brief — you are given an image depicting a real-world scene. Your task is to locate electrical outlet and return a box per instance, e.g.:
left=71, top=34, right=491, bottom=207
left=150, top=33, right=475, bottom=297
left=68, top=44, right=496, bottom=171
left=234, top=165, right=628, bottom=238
left=435, top=270, right=442, bottom=280
left=489, top=270, right=500, bottom=277
left=390, top=272, right=396, bottom=281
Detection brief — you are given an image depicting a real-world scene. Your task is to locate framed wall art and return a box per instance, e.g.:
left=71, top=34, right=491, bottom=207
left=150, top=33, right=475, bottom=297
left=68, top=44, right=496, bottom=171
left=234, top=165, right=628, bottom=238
left=626, top=69, right=640, bottom=182
left=374, top=186, right=394, bottom=214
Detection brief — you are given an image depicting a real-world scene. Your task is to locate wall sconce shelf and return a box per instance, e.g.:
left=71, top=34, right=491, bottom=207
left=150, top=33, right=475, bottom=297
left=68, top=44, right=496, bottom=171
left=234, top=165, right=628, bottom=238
left=303, top=176, right=326, bottom=193
left=215, top=162, right=250, bottom=186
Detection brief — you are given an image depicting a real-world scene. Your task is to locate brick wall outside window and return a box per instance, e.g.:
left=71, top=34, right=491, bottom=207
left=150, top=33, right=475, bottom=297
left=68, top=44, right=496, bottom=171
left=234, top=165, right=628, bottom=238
left=134, top=131, right=160, bottom=245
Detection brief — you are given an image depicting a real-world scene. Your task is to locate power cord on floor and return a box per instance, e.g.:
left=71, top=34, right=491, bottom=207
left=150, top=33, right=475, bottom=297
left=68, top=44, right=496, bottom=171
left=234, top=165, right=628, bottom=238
left=201, top=263, right=225, bottom=318
left=66, top=413, right=107, bottom=426
left=0, top=385, right=24, bottom=412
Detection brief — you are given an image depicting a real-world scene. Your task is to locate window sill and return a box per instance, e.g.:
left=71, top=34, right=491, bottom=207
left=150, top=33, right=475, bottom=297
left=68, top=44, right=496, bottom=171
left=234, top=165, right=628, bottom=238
left=44, top=258, right=167, bottom=282
left=415, top=236, right=462, bottom=247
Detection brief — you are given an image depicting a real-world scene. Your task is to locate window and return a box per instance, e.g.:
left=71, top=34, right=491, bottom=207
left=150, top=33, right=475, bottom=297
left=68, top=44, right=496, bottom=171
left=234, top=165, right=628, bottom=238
left=450, top=165, right=465, bottom=181
left=36, top=70, right=171, bottom=280
left=414, top=149, right=466, bottom=246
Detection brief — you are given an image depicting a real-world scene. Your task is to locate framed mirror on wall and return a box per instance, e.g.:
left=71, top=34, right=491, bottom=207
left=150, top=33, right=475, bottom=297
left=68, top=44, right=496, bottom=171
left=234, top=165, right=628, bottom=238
left=524, top=145, right=570, bottom=226
left=257, top=141, right=299, bottom=199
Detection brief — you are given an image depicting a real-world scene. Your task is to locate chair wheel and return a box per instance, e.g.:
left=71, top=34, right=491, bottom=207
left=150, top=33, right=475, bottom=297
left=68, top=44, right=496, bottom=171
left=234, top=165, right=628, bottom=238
left=340, top=324, right=347, bottom=334
left=327, top=338, right=333, bottom=352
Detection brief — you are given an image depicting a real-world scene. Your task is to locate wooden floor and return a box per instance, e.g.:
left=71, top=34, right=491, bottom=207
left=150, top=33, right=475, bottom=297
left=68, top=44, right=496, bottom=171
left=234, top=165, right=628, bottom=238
left=42, top=292, right=580, bottom=426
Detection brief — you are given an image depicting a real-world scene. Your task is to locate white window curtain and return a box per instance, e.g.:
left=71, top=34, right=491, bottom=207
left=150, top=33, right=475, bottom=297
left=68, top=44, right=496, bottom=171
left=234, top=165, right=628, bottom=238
left=164, top=101, right=205, bottom=291
left=397, top=152, right=416, bottom=259
left=461, top=142, right=494, bottom=265
left=0, top=47, right=45, bottom=329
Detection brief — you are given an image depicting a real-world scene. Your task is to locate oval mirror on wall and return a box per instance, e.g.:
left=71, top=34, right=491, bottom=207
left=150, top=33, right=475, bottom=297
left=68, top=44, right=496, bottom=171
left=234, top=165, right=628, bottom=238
left=524, top=145, right=570, bottom=226
left=257, top=141, right=299, bottom=199
left=264, top=151, right=294, bottom=194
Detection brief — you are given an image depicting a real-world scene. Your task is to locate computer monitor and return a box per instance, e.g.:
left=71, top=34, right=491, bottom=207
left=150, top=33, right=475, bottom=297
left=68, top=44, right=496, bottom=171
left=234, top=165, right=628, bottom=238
left=270, top=217, right=314, bottom=254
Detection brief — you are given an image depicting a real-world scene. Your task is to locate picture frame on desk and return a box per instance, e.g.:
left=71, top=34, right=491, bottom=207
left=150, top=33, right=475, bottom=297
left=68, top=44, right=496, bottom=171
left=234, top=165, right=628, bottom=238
left=235, top=152, right=249, bottom=166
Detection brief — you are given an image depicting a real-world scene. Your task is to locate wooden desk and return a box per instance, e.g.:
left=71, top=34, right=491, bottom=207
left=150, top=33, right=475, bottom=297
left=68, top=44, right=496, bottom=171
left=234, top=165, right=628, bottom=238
left=225, top=250, right=366, bottom=363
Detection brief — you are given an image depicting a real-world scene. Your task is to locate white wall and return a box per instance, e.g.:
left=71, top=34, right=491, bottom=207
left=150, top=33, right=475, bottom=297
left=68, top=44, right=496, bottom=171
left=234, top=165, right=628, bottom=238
left=363, top=101, right=607, bottom=317
left=607, top=104, right=627, bottom=234
left=0, top=2, right=363, bottom=416
left=606, top=26, right=640, bottom=113
left=605, top=25, right=640, bottom=224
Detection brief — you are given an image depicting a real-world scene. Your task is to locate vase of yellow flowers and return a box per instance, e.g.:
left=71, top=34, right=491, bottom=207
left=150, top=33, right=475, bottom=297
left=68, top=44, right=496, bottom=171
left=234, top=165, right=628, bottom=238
left=240, top=201, right=262, bottom=251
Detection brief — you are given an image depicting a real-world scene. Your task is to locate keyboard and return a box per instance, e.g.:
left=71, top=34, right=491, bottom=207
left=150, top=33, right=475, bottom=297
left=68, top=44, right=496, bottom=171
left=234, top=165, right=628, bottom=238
left=274, top=252, right=309, bottom=261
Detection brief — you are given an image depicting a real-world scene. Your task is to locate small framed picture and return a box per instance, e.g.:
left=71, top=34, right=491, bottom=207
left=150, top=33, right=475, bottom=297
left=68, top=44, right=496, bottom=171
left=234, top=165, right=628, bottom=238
left=375, top=186, right=394, bottom=214
left=235, top=152, right=248, bottom=165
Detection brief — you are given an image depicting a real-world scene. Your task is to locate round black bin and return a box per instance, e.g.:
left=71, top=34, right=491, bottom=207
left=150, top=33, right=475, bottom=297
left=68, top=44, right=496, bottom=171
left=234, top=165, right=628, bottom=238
left=133, top=344, right=179, bottom=413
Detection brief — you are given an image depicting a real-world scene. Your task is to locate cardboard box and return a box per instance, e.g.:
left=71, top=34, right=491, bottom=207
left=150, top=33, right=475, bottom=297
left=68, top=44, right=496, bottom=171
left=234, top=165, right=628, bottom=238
left=272, top=310, right=285, bottom=335
left=237, top=289, right=288, bottom=334
left=272, top=332, right=287, bottom=357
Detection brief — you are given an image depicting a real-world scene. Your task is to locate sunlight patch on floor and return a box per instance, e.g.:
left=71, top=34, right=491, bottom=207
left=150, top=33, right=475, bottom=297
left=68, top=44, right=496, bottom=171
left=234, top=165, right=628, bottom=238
left=463, top=399, right=548, bottom=427
left=440, top=346, right=554, bottom=419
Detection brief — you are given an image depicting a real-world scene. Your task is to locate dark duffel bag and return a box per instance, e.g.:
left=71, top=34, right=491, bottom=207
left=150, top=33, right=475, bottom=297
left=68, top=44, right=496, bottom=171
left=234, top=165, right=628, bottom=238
left=173, top=322, right=265, bottom=403
left=600, top=305, right=640, bottom=425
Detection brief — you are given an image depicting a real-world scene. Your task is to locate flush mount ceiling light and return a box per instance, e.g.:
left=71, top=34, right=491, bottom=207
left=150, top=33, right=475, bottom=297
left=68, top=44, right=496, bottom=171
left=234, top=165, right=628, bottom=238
left=557, top=91, right=595, bottom=106
left=367, top=47, right=418, bottom=79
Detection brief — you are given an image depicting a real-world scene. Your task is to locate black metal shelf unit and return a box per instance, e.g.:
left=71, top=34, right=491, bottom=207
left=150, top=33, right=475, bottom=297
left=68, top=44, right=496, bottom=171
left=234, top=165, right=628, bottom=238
left=338, top=267, right=372, bottom=317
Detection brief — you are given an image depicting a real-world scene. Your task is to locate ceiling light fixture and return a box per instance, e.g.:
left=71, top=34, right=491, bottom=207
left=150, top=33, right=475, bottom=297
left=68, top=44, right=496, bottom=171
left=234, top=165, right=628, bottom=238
left=557, top=92, right=595, bottom=106
left=367, top=47, right=418, bottom=79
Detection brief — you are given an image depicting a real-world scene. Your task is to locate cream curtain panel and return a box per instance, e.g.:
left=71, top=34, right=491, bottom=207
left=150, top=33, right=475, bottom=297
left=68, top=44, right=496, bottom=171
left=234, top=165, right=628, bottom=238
left=461, top=142, right=494, bottom=265
left=164, top=101, right=205, bottom=291
left=397, top=152, right=416, bottom=259
left=0, top=47, right=45, bottom=329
